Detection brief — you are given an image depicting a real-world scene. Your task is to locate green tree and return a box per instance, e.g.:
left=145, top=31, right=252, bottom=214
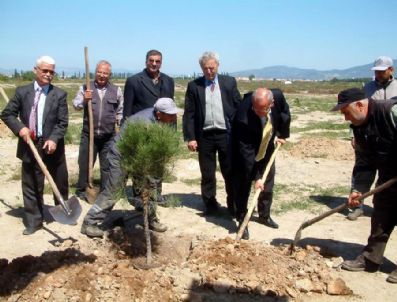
left=117, top=122, right=180, bottom=265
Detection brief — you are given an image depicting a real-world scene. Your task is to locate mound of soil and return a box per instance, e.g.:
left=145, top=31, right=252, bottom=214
left=287, top=138, right=353, bottom=161
left=0, top=229, right=352, bottom=302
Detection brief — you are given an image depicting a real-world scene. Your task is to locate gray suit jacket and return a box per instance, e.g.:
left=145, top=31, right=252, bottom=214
left=1, top=82, right=68, bottom=163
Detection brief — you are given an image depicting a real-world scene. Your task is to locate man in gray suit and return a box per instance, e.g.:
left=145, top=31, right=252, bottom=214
left=183, top=51, right=241, bottom=216
left=1, top=55, right=69, bottom=235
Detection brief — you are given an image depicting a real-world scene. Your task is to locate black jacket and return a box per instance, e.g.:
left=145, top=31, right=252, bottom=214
left=183, top=74, right=241, bottom=142
left=123, top=69, right=174, bottom=120
left=232, top=89, right=290, bottom=181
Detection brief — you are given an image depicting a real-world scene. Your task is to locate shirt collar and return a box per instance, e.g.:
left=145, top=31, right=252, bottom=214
left=34, top=81, right=50, bottom=94
left=205, top=75, right=218, bottom=86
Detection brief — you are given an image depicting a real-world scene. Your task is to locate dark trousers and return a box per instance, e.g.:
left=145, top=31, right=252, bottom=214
left=22, top=140, right=69, bottom=228
left=235, top=162, right=275, bottom=220
left=363, top=190, right=397, bottom=264
left=76, top=132, right=113, bottom=194
left=198, top=129, right=233, bottom=208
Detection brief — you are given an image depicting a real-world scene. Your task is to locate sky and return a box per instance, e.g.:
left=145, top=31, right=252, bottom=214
left=1, top=0, right=396, bottom=76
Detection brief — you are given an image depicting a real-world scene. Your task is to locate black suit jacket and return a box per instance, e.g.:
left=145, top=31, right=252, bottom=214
left=123, top=69, right=174, bottom=119
left=183, top=74, right=241, bottom=142
left=232, top=89, right=290, bottom=181
left=1, top=83, right=68, bottom=163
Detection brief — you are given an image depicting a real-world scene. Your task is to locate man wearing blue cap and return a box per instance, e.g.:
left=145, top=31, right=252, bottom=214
left=332, top=88, right=397, bottom=283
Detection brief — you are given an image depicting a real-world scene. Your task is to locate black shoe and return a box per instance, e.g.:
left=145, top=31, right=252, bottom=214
left=204, top=202, right=220, bottom=216
left=81, top=223, right=104, bottom=238
left=238, top=220, right=249, bottom=240
left=258, top=216, right=279, bottom=229
left=23, top=224, right=43, bottom=235
left=342, top=255, right=379, bottom=272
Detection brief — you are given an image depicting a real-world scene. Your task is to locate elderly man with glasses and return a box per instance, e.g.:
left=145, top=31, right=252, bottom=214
left=1, top=55, right=69, bottom=235
left=231, top=88, right=290, bottom=239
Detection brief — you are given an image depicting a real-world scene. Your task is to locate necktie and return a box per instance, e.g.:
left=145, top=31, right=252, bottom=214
left=255, top=115, right=273, bottom=162
left=29, top=87, right=42, bottom=139
left=210, top=81, right=215, bottom=92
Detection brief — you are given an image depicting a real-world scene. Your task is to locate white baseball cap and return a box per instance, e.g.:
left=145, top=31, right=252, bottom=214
left=154, top=97, right=180, bottom=114
left=371, top=56, right=393, bottom=71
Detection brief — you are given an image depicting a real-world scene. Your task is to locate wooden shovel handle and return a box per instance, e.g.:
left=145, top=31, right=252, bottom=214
left=236, top=142, right=281, bottom=241
left=84, top=47, right=94, bottom=187
left=26, top=136, right=64, bottom=205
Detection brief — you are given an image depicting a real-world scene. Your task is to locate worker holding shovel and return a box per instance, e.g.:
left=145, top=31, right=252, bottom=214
left=0, top=55, right=69, bottom=235
left=332, top=88, right=397, bottom=284
left=232, top=88, right=290, bottom=240
left=73, top=60, right=123, bottom=202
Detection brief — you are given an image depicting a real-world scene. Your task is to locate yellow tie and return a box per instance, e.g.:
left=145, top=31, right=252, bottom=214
left=255, top=117, right=273, bottom=162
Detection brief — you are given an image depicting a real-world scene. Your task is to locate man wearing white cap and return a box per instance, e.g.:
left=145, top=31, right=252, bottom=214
left=81, top=98, right=179, bottom=238
left=348, top=56, right=397, bottom=220
left=364, top=56, right=397, bottom=100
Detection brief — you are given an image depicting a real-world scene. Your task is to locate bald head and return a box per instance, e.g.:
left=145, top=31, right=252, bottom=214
left=252, top=88, right=274, bottom=117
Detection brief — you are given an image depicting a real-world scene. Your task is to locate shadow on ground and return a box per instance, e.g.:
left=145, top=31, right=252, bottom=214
left=0, top=248, right=96, bottom=296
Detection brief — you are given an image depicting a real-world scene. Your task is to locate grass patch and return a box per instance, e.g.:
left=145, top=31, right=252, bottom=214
left=288, top=96, right=336, bottom=113
left=163, top=194, right=182, bottom=208
left=8, top=169, right=21, bottom=181
left=272, top=183, right=350, bottom=214
left=180, top=177, right=201, bottom=186
left=292, top=121, right=348, bottom=132
left=65, top=123, right=82, bottom=145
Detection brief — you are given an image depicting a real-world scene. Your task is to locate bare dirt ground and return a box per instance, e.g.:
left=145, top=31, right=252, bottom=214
left=1, top=108, right=397, bottom=302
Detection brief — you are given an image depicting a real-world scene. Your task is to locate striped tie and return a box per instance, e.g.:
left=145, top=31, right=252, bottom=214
left=29, top=87, right=42, bottom=140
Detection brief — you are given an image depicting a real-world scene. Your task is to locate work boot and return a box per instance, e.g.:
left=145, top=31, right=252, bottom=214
left=341, top=254, right=379, bottom=272
left=238, top=220, right=249, bottom=240
left=148, top=216, right=167, bottom=232
left=23, top=223, right=43, bottom=235
left=81, top=223, right=104, bottom=238
left=258, top=216, right=279, bottom=229
left=347, top=207, right=364, bottom=221
left=387, top=269, right=397, bottom=283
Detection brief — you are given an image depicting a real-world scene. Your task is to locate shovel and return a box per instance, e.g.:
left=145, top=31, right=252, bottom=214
left=26, top=136, right=82, bottom=225
left=84, top=46, right=98, bottom=204
left=236, top=142, right=281, bottom=241
left=290, top=176, right=397, bottom=252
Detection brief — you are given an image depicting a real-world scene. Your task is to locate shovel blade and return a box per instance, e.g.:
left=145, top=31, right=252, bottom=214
left=48, top=196, right=82, bottom=225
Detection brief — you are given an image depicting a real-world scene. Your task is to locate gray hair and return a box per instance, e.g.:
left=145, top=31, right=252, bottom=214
left=252, top=88, right=274, bottom=103
left=199, top=51, right=220, bottom=66
left=36, top=55, right=55, bottom=66
left=96, top=60, right=112, bottom=73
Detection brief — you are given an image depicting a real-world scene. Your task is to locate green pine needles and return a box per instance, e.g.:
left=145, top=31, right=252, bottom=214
left=117, top=121, right=180, bottom=185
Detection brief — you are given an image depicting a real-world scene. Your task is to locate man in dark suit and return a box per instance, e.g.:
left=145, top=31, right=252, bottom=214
left=123, top=49, right=174, bottom=118
left=183, top=51, right=241, bottom=215
left=123, top=49, right=174, bottom=205
left=232, top=88, right=290, bottom=239
left=1, top=55, right=69, bottom=235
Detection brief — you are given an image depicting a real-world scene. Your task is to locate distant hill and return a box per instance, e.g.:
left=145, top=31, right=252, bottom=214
left=230, top=60, right=395, bottom=80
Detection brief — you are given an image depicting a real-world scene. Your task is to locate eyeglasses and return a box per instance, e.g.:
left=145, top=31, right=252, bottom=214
left=36, top=67, right=55, bottom=75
